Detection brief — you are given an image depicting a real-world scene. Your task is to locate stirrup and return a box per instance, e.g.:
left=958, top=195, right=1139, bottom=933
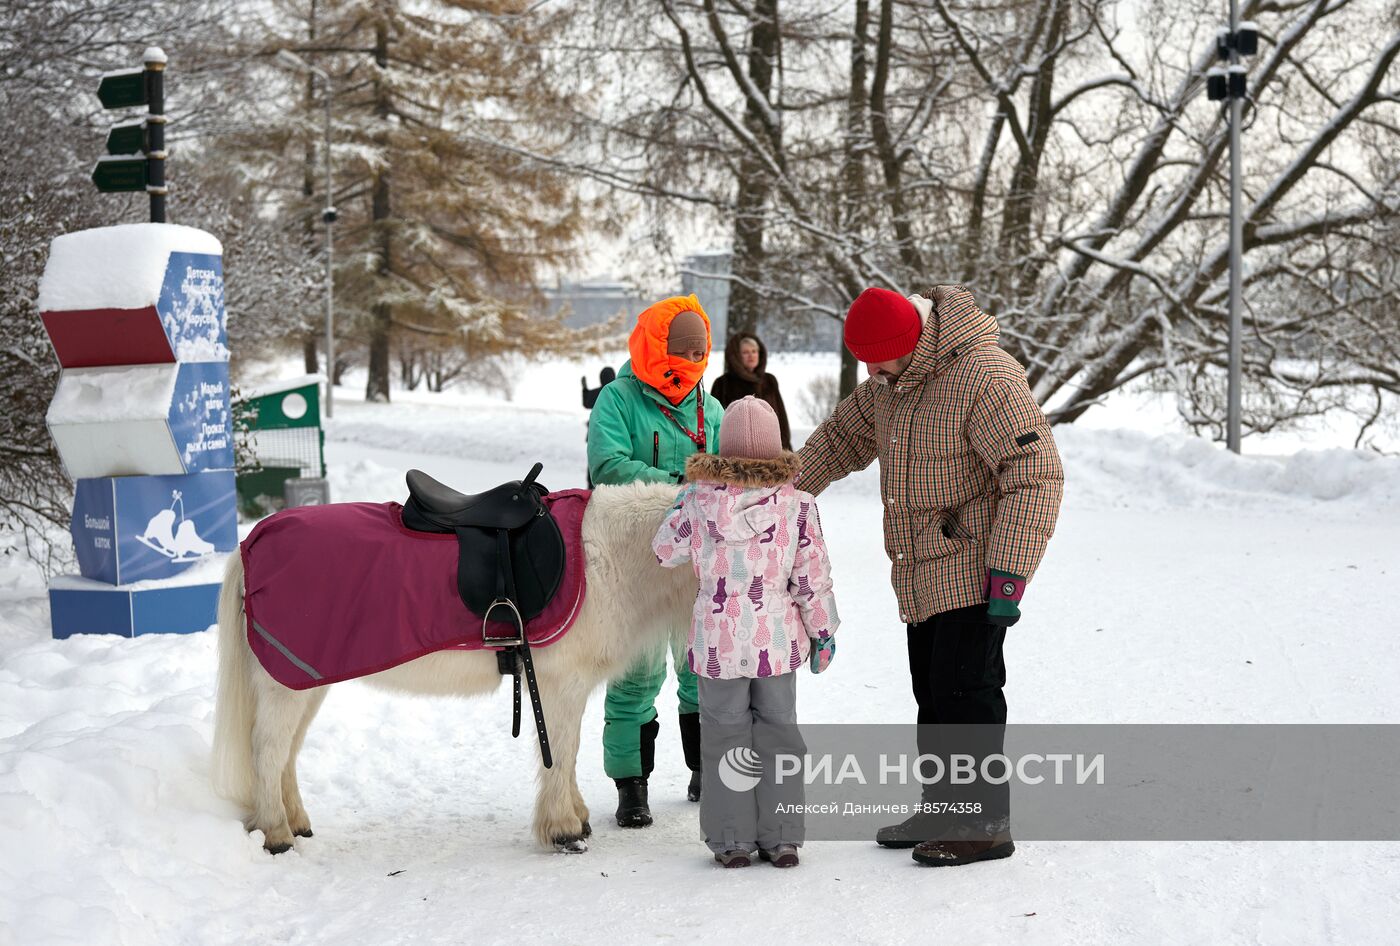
left=482, top=598, right=525, bottom=646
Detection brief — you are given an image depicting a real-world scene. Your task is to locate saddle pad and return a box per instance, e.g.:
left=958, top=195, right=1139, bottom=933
left=241, top=489, right=590, bottom=690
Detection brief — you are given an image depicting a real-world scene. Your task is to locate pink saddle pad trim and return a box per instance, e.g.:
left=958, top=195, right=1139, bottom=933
left=241, top=489, right=591, bottom=690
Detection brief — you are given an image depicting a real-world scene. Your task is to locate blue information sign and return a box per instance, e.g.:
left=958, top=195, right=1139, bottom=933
left=71, top=471, right=237, bottom=584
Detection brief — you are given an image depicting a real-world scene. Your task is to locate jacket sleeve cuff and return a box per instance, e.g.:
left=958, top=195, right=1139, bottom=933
left=986, top=568, right=1026, bottom=626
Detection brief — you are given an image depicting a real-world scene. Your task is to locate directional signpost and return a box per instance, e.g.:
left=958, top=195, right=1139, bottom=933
left=105, top=120, right=146, bottom=156
left=91, top=48, right=167, bottom=222
left=96, top=68, right=146, bottom=108
left=41, top=45, right=240, bottom=638
left=92, top=155, right=147, bottom=193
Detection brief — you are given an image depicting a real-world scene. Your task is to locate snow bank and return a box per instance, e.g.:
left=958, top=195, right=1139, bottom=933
left=38, top=223, right=222, bottom=312
left=329, top=401, right=590, bottom=474
left=0, top=627, right=254, bottom=945
left=1057, top=426, right=1400, bottom=512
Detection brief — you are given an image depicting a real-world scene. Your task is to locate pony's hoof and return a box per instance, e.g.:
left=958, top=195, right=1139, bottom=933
left=581, top=819, right=592, bottom=839
left=265, top=841, right=293, bottom=855
left=294, top=828, right=314, bottom=838
left=554, top=837, right=589, bottom=854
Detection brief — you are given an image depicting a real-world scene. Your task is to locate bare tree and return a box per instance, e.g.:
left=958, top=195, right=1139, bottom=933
left=562, top=0, right=1397, bottom=441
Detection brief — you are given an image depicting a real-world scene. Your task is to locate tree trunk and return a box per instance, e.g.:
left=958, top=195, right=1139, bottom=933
left=302, top=334, right=318, bottom=374
left=365, top=15, right=393, bottom=403
left=399, top=347, right=420, bottom=390
left=725, top=0, right=780, bottom=339
left=301, top=2, right=320, bottom=377
left=869, top=0, right=923, bottom=278
left=995, top=0, right=1066, bottom=311
left=834, top=0, right=870, bottom=402
left=839, top=332, right=859, bottom=400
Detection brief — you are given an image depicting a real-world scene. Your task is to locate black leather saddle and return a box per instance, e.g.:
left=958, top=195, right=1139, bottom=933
left=401, top=463, right=563, bottom=767
left=402, top=463, right=565, bottom=642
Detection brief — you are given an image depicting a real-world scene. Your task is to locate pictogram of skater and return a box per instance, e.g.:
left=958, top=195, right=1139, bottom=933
left=136, top=490, right=216, bottom=562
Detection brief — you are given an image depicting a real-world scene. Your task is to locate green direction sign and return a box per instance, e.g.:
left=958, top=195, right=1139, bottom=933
left=106, top=121, right=146, bottom=155
left=92, top=156, right=147, bottom=193
left=97, top=69, right=147, bottom=110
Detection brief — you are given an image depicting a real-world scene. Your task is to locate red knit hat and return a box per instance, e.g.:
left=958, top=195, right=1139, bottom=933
left=843, top=287, right=921, bottom=363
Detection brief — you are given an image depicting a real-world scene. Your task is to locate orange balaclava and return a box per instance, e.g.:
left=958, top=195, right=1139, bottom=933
left=628, top=294, right=712, bottom=405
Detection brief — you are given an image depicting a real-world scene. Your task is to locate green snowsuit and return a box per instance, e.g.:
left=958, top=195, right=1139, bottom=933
left=588, top=359, right=723, bottom=779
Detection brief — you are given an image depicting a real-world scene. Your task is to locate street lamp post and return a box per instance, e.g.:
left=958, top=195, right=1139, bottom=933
left=275, top=49, right=337, bottom=419
left=1206, top=9, right=1258, bottom=453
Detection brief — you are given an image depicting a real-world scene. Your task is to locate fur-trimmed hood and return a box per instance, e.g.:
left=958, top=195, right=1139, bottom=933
left=685, top=451, right=799, bottom=488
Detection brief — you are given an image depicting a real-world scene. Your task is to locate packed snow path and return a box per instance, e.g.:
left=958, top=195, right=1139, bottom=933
left=3, top=368, right=1399, bottom=945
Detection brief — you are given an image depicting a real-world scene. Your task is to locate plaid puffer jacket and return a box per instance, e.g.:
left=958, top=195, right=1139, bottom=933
left=798, top=285, right=1064, bottom=623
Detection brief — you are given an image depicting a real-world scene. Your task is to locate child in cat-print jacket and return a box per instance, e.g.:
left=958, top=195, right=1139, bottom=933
left=652, top=396, right=839, bottom=869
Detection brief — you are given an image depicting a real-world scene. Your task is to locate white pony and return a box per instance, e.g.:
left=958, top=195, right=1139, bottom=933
left=211, top=482, right=695, bottom=854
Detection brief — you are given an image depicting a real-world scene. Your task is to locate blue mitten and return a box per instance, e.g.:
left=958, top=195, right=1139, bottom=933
left=809, top=635, right=836, bottom=674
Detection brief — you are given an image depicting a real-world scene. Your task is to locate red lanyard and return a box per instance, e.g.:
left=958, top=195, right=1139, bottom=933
left=657, top=397, right=706, bottom=453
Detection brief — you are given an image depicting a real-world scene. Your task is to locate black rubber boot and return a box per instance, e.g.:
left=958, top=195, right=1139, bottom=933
left=614, top=776, right=652, bottom=828
left=679, top=711, right=702, bottom=802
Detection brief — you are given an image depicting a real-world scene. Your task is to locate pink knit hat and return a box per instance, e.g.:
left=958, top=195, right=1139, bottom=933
left=719, top=396, right=783, bottom=459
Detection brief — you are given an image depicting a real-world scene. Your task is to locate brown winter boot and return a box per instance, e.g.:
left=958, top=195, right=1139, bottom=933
left=911, top=825, right=1015, bottom=867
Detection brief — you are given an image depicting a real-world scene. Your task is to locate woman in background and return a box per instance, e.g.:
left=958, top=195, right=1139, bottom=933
left=710, top=333, right=792, bottom=452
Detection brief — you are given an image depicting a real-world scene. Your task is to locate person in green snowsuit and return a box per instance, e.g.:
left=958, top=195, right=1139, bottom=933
left=587, top=294, right=723, bottom=828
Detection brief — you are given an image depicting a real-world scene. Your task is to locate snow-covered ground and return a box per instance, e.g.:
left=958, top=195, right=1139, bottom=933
left=3, top=352, right=1399, bottom=945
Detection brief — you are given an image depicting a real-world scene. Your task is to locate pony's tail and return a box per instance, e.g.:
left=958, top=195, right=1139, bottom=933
left=211, top=553, right=255, bottom=807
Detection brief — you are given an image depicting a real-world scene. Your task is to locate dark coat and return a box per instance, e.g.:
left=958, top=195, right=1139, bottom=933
left=710, top=333, right=793, bottom=451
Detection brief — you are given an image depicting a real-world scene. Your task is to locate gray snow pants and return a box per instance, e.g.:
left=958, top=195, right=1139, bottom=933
left=697, top=674, right=806, bottom=853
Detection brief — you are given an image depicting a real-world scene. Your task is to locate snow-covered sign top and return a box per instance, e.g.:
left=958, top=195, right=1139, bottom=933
left=38, top=223, right=229, bottom=366
left=39, top=224, right=221, bottom=311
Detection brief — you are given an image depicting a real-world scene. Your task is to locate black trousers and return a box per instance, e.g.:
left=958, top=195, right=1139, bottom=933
left=906, top=604, right=1009, bottom=828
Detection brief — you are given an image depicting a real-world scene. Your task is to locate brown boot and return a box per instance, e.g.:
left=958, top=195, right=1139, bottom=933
left=911, top=827, right=1015, bottom=867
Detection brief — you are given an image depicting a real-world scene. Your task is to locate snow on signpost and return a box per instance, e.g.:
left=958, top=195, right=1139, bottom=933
left=38, top=223, right=238, bottom=639
left=47, top=362, right=234, bottom=478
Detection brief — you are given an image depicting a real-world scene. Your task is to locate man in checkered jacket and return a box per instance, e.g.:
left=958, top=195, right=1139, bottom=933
left=798, top=285, right=1064, bottom=867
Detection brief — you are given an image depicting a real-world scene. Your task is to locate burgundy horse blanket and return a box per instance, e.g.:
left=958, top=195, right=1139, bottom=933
left=240, top=489, right=590, bottom=689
